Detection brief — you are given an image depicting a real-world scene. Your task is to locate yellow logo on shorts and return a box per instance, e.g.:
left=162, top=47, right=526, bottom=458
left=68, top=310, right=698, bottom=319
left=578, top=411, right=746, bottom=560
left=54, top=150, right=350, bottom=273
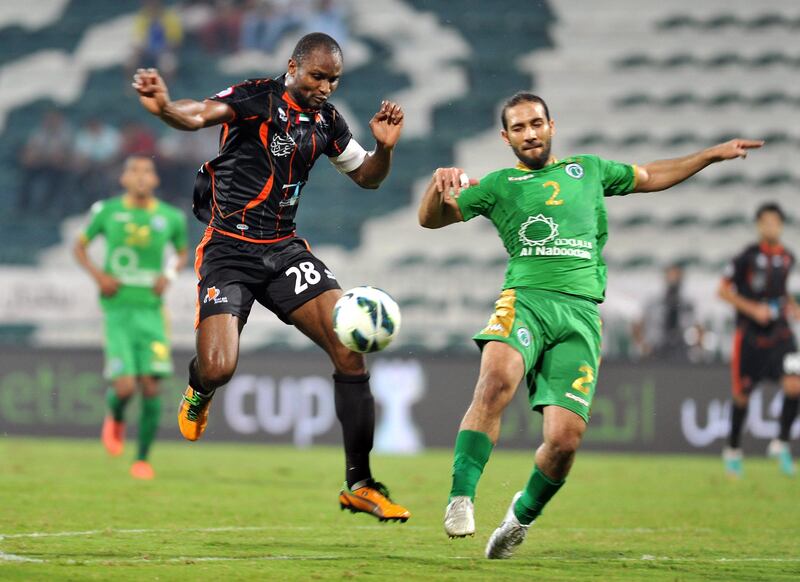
left=480, top=290, right=516, bottom=337
left=151, top=341, right=170, bottom=361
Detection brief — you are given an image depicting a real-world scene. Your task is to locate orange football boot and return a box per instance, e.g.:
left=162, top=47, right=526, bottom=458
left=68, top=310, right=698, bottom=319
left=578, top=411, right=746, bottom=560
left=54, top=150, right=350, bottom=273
left=101, top=416, right=124, bottom=456
left=130, top=460, right=155, bottom=480
left=177, top=387, right=212, bottom=441
left=339, top=480, right=411, bottom=522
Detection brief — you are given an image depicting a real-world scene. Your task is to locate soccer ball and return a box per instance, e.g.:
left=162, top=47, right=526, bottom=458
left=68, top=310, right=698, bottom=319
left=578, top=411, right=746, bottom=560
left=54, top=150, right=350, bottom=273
left=333, top=286, right=401, bottom=353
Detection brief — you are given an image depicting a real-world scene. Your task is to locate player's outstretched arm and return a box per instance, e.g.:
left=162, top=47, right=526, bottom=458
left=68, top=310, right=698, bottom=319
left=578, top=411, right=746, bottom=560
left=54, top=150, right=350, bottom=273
left=633, top=139, right=764, bottom=193
left=132, top=68, right=234, bottom=131
left=347, top=101, right=404, bottom=189
left=418, top=168, right=475, bottom=229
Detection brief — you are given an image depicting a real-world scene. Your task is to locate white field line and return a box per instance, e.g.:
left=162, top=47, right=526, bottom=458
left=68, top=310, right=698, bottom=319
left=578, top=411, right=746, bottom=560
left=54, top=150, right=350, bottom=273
left=3, top=525, right=798, bottom=565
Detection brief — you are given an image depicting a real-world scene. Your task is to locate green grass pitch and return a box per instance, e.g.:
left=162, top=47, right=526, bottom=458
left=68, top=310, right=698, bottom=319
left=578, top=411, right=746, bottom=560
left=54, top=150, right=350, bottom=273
left=1, top=437, right=798, bottom=580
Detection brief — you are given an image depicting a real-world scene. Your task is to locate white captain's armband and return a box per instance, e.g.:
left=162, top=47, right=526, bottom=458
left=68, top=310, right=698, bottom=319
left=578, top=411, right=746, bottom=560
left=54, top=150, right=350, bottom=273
left=329, top=139, right=368, bottom=174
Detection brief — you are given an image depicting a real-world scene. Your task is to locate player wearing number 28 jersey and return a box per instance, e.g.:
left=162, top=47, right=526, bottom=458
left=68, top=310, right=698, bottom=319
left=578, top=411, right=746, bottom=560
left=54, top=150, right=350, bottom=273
left=133, top=33, right=410, bottom=521
left=419, top=92, right=764, bottom=558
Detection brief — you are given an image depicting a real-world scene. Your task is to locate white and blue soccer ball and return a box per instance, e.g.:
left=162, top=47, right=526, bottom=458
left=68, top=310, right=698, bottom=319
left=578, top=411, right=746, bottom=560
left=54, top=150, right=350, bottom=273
left=333, top=286, right=401, bottom=353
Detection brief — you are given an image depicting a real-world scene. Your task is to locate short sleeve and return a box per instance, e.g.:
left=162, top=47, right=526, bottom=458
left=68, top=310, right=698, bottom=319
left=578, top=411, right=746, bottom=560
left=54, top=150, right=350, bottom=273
left=82, top=201, right=107, bottom=242
left=456, top=176, right=496, bottom=221
left=170, top=209, right=188, bottom=251
left=323, top=108, right=354, bottom=158
left=595, top=156, right=637, bottom=197
left=210, top=80, right=270, bottom=121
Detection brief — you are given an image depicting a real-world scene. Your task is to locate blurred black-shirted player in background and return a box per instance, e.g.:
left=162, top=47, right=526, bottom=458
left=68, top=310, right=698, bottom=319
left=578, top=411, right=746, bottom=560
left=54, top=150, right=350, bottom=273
left=133, top=33, right=410, bottom=521
left=719, top=202, right=800, bottom=477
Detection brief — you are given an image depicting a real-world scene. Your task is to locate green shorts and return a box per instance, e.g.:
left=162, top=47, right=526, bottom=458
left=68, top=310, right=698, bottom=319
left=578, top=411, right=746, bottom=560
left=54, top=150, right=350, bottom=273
left=103, top=306, right=173, bottom=379
left=474, top=288, right=601, bottom=423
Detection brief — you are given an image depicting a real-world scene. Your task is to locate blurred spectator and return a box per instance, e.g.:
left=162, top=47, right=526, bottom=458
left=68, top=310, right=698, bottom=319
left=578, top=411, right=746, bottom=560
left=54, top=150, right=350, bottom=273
left=18, top=110, right=73, bottom=215
left=302, top=0, right=348, bottom=46
left=73, top=118, right=122, bottom=211
left=157, top=127, right=220, bottom=204
left=120, top=121, right=158, bottom=157
left=636, top=264, right=697, bottom=359
left=131, top=0, right=183, bottom=78
left=198, top=0, right=242, bottom=54
left=240, top=0, right=309, bottom=53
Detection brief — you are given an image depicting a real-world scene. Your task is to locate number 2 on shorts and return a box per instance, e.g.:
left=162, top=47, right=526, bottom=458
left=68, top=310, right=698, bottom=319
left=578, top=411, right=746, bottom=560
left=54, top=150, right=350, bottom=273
left=571, top=365, right=594, bottom=394
left=285, top=262, right=321, bottom=294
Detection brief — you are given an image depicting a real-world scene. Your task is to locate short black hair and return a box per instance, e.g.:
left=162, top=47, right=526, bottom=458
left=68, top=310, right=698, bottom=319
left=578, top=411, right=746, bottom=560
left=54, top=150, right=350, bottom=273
left=755, top=202, right=785, bottom=222
left=291, top=32, right=342, bottom=64
left=501, top=92, right=550, bottom=129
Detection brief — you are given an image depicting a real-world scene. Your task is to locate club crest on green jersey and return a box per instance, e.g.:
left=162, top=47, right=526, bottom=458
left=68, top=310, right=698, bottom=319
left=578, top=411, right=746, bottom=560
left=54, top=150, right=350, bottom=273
left=565, top=163, right=584, bottom=179
left=518, top=214, right=559, bottom=247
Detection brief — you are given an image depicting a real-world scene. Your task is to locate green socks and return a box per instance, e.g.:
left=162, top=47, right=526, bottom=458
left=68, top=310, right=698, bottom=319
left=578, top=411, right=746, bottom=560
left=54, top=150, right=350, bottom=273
left=137, top=396, right=162, bottom=461
left=106, top=388, right=131, bottom=422
left=514, top=465, right=565, bottom=525
left=449, top=430, right=494, bottom=501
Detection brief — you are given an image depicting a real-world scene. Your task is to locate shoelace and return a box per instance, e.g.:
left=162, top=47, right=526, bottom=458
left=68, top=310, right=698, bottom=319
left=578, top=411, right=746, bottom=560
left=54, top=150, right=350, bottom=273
left=183, top=391, right=207, bottom=421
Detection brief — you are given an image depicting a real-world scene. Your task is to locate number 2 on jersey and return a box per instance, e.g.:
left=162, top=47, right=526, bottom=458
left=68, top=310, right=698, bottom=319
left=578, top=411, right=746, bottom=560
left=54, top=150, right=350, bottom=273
left=286, top=262, right=321, bottom=294
left=543, top=181, right=563, bottom=206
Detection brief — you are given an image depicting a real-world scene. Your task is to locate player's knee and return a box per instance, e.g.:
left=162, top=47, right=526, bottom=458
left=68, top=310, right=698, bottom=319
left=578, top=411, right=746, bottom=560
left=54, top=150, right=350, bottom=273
left=545, top=426, right=584, bottom=459
left=733, top=392, right=750, bottom=407
left=139, top=378, right=160, bottom=398
left=783, top=376, right=800, bottom=397
left=113, top=377, right=136, bottom=397
left=198, top=353, right=237, bottom=389
left=473, top=374, right=515, bottom=413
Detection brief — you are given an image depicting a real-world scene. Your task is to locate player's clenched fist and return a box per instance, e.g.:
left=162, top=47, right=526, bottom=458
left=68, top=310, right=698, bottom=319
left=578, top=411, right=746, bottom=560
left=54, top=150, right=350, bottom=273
left=132, top=68, right=171, bottom=116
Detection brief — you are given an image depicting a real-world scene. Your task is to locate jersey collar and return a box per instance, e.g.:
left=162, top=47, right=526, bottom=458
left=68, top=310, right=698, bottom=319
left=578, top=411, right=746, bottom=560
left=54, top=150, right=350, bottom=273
left=759, top=240, right=784, bottom=255
left=123, top=194, right=158, bottom=212
left=515, top=156, right=559, bottom=172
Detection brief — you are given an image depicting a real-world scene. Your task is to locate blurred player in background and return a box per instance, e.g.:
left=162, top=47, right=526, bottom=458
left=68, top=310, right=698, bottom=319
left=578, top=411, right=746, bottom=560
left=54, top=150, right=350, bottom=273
left=132, top=33, right=410, bottom=521
left=418, top=92, right=763, bottom=558
left=719, top=202, right=800, bottom=478
left=74, top=155, right=188, bottom=480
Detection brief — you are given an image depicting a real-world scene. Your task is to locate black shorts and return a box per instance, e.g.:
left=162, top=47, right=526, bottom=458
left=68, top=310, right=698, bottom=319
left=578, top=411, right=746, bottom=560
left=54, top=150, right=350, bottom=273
left=732, top=327, right=799, bottom=396
left=194, top=229, right=340, bottom=326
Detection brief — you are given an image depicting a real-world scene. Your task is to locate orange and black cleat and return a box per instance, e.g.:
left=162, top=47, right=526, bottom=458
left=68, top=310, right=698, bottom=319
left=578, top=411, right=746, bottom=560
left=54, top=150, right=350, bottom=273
left=101, top=416, right=125, bottom=456
left=177, top=387, right=213, bottom=441
left=339, top=480, right=411, bottom=523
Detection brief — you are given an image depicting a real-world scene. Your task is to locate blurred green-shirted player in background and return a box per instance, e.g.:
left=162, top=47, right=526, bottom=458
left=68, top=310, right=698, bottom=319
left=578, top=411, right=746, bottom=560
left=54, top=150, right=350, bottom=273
left=75, top=155, right=188, bottom=480
left=419, top=92, right=764, bottom=559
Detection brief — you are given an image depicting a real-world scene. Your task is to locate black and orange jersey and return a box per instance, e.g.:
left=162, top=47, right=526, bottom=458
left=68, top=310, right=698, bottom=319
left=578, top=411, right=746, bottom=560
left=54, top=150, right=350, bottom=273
left=192, top=75, right=366, bottom=242
left=724, top=242, right=795, bottom=334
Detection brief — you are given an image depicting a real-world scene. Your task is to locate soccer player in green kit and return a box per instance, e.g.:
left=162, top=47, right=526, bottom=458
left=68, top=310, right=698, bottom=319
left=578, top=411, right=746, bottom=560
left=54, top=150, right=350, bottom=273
left=418, top=92, right=763, bottom=558
left=75, top=155, right=188, bottom=480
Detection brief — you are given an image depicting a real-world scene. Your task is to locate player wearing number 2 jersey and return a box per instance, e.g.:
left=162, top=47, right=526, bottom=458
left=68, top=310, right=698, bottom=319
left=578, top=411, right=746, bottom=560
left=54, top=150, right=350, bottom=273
left=419, top=92, right=764, bottom=558
left=133, top=33, right=410, bottom=521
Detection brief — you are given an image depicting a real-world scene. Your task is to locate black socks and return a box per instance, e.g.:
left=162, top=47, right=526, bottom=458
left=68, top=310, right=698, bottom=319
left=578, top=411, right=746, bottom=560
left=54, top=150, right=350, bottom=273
left=334, top=373, right=375, bottom=489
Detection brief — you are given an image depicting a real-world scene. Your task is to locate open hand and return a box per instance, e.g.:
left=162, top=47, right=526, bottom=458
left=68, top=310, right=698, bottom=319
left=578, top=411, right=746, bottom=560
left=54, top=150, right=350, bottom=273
left=369, top=100, right=404, bottom=148
left=132, top=68, right=171, bottom=116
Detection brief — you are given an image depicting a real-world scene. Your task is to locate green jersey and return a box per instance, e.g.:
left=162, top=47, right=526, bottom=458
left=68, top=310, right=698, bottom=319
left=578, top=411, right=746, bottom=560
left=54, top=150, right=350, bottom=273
left=82, top=195, right=188, bottom=309
left=456, top=155, right=637, bottom=302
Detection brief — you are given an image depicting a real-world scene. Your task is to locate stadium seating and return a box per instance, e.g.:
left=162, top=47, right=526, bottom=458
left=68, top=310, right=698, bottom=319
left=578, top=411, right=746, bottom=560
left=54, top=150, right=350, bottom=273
left=1, top=0, right=798, bottom=352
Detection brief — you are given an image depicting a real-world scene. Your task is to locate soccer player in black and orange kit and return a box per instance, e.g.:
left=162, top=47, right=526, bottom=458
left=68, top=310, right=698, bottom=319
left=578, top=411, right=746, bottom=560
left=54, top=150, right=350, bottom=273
left=133, top=33, right=410, bottom=520
left=719, top=202, right=800, bottom=477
